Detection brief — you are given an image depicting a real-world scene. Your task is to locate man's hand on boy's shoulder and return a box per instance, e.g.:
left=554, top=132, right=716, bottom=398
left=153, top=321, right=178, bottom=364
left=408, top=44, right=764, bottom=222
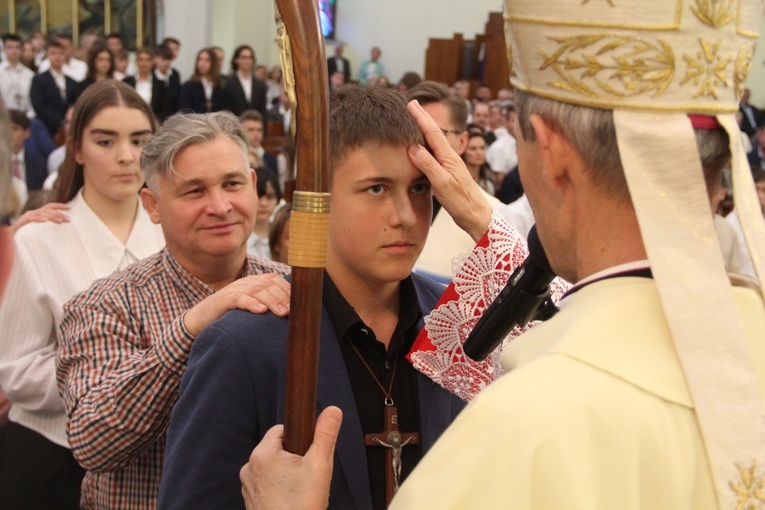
left=183, top=274, right=291, bottom=337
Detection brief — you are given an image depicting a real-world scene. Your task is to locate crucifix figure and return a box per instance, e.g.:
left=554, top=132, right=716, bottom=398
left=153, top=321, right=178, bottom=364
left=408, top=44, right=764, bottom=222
left=365, top=406, right=420, bottom=505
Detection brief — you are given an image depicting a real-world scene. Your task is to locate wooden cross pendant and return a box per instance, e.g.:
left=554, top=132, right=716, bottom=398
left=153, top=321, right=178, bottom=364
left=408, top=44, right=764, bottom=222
left=364, top=406, right=420, bottom=506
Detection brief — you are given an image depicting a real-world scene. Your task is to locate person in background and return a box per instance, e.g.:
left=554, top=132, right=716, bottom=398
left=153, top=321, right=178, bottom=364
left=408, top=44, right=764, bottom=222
left=155, top=44, right=181, bottom=117
left=268, top=204, right=290, bottom=264
left=0, top=80, right=164, bottom=510
left=8, top=109, right=47, bottom=194
left=246, top=167, right=281, bottom=260
left=123, top=47, right=169, bottom=122
left=327, top=43, right=351, bottom=85
left=21, top=39, right=38, bottom=73
left=224, top=45, right=268, bottom=123
left=178, top=47, right=225, bottom=114
left=397, top=72, right=422, bottom=95
left=75, top=42, right=114, bottom=100
left=357, top=46, right=384, bottom=85
left=240, top=109, right=277, bottom=174
left=37, top=33, right=87, bottom=82
left=30, top=39, right=77, bottom=139
left=266, top=65, right=283, bottom=111
left=462, top=131, right=495, bottom=196
left=739, top=88, right=760, bottom=139
left=406, top=80, right=502, bottom=282
left=0, top=34, right=35, bottom=117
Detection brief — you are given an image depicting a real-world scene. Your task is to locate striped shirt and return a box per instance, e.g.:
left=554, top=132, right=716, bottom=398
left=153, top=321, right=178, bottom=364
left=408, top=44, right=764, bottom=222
left=57, top=248, right=289, bottom=509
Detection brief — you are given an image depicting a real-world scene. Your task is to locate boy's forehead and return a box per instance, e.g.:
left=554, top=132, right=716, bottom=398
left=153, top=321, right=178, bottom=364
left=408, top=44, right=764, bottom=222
left=332, top=142, right=423, bottom=181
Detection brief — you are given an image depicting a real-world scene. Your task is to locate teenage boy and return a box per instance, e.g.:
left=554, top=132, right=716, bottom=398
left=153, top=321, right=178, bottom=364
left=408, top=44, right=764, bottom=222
left=30, top=39, right=77, bottom=138
left=240, top=109, right=277, bottom=174
left=158, top=85, right=465, bottom=510
left=8, top=109, right=47, bottom=193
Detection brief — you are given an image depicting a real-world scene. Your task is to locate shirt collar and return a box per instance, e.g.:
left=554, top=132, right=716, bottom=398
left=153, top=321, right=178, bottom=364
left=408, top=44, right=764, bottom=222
left=70, top=190, right=164, bottom=277
left=562, top=260, right=652, bottom=302
left=323, top=271, right=422, bottom=352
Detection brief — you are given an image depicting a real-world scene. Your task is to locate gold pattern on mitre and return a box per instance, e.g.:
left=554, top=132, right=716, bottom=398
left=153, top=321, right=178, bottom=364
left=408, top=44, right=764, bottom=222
left=691, top=0, right=735, bottom=28
left=504, top=0, right=760, bottom=113
left=729, top=461, right=765, bottom=509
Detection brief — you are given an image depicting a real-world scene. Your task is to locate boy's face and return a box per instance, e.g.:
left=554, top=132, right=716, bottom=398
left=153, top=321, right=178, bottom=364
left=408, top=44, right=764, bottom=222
left=243, top=119, right=264, bottom=147
left=47, top=46, right=65, bottom=70
left=326, top=143, right=432, bottom=291
left=155, top=56, right=171, bottom=74
left=11, top=123, right=29, bottom=153
left=3, top=40, right=21, bottom=64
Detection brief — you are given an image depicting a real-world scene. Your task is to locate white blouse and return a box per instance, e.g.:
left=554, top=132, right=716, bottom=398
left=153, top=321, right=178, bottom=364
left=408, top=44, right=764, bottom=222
left=0, top=190, right=164, bottom=447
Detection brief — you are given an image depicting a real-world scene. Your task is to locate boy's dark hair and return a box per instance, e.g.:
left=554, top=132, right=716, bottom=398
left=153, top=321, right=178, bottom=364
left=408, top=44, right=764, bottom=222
left=255, top=167, right=282, bottom=202
left=154, top=44, right=173, bottom=60
left=2, top=33, right=22, bottom=45
left=753, top=168, right=765, bottom=183
left=329, top=84, right=423, bottom=171
left=137, top=46, right=155, bottom=59
left=241, top=110, right=264, bottom=123
left=9, top=109, right=30, bottom=130
left=161, top=37, right=181, bottom=47
left=54, top=33, right=73, bottom=43
left=46, top=39, right=65, bottom=51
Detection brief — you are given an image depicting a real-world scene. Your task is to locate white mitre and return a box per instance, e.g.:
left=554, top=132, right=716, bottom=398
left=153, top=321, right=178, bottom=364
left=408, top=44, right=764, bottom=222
left=503, top=1, right=765, bottom=508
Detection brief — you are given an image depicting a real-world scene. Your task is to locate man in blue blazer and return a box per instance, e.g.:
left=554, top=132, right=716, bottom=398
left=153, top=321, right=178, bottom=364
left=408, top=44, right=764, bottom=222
left=159, top=85, right=466, bottom=510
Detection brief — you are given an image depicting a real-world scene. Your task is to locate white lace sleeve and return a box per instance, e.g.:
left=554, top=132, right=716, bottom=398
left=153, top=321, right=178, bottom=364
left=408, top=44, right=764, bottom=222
left=409, top=213, right=570, bottom=401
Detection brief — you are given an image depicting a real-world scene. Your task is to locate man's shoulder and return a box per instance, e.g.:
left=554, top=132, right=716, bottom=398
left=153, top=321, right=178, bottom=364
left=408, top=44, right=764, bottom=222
left=246, top=255, right=291, bottom=276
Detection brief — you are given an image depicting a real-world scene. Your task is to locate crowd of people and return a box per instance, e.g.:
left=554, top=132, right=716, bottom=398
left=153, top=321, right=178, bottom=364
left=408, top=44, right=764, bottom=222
left=0, top=5, right=764, bottom=508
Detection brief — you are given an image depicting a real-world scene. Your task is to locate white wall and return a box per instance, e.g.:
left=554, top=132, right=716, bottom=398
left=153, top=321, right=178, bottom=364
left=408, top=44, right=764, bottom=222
left=163, top=0, right=504, bottom=83
left=163, top=0, right=765, bottom=104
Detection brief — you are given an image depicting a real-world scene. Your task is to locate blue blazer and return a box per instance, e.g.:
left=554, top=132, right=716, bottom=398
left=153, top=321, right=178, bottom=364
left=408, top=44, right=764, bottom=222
left=158, top=274, right=464, bottom=510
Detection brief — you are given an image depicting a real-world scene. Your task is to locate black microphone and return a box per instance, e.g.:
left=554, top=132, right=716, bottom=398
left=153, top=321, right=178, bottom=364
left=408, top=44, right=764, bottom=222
left=463, top=225, right=559, bottom=361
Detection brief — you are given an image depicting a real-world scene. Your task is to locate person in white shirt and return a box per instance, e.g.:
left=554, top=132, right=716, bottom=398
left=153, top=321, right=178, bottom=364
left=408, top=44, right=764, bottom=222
left=37, top=33, right=87, bottom=82
left=486, top=103, right=519, bottom=187
left=0, top=34, right=35, bottom=118
left=0, top=80, right=164, bottom=509
left=246, top=168, right=281, bottom=260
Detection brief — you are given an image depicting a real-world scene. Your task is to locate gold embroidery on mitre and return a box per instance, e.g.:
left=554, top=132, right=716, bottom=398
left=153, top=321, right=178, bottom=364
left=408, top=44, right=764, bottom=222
left=538, top=34, right=674, bottom=98
left=680, top=38, right=730, bottom=99
left=583, top=0, right=616, bottom=6
left=691, top=0, right=735, bottom=28
left=730, top=460, right=765, bottom=510
left=734, top=43, right=755, bottom=100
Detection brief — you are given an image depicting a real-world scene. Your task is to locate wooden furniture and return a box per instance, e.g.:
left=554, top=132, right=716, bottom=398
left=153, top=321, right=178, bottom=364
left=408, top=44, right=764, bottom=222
left=424, top=12, right=511, bottom=98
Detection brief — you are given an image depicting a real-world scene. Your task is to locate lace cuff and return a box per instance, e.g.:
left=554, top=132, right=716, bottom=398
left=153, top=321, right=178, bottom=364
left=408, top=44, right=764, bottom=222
left=408, top=213, right=569, bottom=401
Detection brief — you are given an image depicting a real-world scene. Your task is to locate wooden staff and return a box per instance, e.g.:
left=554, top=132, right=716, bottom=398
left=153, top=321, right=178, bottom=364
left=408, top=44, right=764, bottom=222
left=274, top=0, right=331, bottom=455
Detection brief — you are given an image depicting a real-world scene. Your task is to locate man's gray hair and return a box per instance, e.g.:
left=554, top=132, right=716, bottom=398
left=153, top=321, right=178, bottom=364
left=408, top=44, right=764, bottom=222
left=141, top=111, right=250, bottom=192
